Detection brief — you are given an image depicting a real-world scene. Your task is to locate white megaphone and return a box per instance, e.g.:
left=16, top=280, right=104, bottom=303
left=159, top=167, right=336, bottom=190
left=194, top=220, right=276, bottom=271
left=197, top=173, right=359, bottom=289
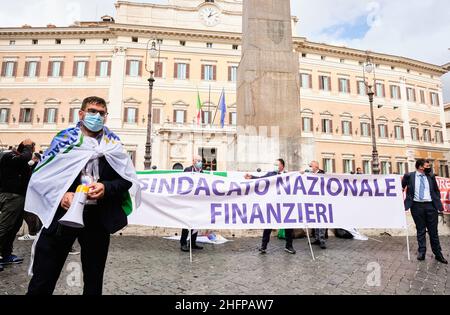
left=59, top=185, right=89, bottom=228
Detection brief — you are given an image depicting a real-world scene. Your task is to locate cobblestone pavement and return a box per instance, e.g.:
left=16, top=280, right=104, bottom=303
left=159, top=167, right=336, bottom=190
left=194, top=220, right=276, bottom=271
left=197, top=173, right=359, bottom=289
left=1, top=235, right=449, bottom=295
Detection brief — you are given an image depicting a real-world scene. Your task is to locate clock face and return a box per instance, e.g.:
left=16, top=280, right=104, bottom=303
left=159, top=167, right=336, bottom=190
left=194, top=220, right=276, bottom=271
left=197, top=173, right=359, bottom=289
left=199, top=6, right=221, bottom=27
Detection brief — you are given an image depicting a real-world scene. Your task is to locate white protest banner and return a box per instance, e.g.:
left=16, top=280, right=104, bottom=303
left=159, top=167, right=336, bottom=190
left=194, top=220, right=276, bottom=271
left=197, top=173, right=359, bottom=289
left=129, top=172, right=407, bottom=230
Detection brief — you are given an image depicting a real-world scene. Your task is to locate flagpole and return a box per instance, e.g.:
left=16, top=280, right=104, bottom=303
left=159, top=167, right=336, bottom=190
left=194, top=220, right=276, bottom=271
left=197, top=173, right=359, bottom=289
left=208, top=84, right=211, bottom=126
left=211, top=88, right=222, bottom=127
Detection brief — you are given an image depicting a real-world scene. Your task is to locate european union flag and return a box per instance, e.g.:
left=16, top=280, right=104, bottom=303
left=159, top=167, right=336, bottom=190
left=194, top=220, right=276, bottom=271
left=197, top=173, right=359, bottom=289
left=219, top=89, right=227, bottom=128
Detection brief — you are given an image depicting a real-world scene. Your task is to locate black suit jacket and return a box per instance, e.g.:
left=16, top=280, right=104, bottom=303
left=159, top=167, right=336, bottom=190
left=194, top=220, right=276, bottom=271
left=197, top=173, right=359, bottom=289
left=184, top=166, right=203, bottom=173
left=51, top=156, right=132, bottom=234
left=401, top=172, right=443, bottom=211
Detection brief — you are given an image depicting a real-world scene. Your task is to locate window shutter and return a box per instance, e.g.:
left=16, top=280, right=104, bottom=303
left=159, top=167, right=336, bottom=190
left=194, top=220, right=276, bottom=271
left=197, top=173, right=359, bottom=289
left=36, top=62, right=41, bottom=77
left=124, top=108, right=128, bottom=123
left=338, top=79, right=342, bottom=92
left=12, top=62, right=17, bottom=77
left=48, top=61, right=53, bottom=77
left=55, top=109, right=59, bottom=123
left=350, top=121, right=353, bottom=134
left=184, top=110, right=187, bottom=123
left=186, top=64, right=190, bottom=79
left=352, top=160, right=356, bottom=173
left=398, top=87, right=401, bottom=99
left=321, top=119, right=325, bottom=132
left=156, top=62, right=162, bottom=78
left=378, top=125, right=381, bottom=137
left=360, top=123, right=363, bottom=136
left=96, top=61, right=100, bottom=76
left=401, top=127, right=404, bottom=139
left=84, top=61, right=89, bottom=77
left=322, top=159, right=326, bottom=171
left=19, top=109, right=24, bottom=123
left=328, top=77, right=332, bottom=91
left=107, top=61, right=111, bottom=77
left=6, top=109, right=10, bottom=123
left=73, top=61, right=78, bottom=77
left=332, top=159, right=336, bottom=173
left=385, top=126, right=389, bottom=138
left=126, top=60, right=130, bottom=76
left=310, top=118, right=314, bottom=132
left=69, top=108, right=74, bottom=123
left=319, top=76, right=323, bottom=90
left=138, top=61, right=142, bottom=77
left=342, top=160, right=346, bottom=173
left=174, top=63, right=178, bottom=79
left=228, top=66, right=231, bottom=81
left=60, top=62, right=64, bottom=77
left=213, top=65, right=217, bottom=80
left=1, top=62, right=5, bottom=77
left=30, top=109, right=34, bottom=123
left=173, top=110, right=176, bottom=123
left=153, top=108, right=160, bottom=124
left=341, top=121, right=344, bottom=134
left=445, top=165, right=449, bottom=178
left=44, top=108, right=48, bottom=123
left=330, top=119, right=333, bottom=133
left=229, top=112, right=232, bottom=125
left=309, top=74, right=312, bottom=88
left=135, top=108, right=139, bottom=123
left=201, top=65, right=205, bottom=80
left=24, top=61, right=29, bottom=77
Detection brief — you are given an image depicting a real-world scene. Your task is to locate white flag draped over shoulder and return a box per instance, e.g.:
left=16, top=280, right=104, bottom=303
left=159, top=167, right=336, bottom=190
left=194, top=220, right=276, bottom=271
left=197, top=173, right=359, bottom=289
left=25, top=123, right=142, bottom=228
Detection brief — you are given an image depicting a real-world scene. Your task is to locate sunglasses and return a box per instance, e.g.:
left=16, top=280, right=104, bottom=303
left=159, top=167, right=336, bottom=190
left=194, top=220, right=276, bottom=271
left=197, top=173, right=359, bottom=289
left=85, top=108, right=108, bottom=117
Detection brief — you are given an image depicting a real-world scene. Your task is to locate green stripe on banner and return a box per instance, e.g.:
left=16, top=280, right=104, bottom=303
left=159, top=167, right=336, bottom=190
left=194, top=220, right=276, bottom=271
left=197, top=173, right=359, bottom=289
left=137, top=170, right=228, bottom=177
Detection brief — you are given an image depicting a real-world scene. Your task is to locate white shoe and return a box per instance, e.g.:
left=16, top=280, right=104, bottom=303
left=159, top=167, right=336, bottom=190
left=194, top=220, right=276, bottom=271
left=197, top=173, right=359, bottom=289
left=18, top=234, right=37, bottom=241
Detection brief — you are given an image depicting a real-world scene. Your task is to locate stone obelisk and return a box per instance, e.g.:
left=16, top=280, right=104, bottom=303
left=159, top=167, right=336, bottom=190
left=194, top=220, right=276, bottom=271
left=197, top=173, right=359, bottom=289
left=236, top=0, right=302, bottom=172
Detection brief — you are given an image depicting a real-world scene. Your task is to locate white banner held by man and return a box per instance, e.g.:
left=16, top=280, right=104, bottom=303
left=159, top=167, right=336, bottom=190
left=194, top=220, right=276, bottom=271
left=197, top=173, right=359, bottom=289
left=129, top=172, right=406, bottom=230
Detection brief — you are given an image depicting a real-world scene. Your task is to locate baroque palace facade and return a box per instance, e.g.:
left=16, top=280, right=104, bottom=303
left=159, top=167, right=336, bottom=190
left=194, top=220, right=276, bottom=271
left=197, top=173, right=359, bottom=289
left=0, top=0, right=449, bottom=174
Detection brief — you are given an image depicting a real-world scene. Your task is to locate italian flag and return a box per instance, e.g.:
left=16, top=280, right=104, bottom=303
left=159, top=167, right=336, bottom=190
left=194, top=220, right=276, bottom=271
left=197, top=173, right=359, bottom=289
left=196, top=90, right=202, bottom=125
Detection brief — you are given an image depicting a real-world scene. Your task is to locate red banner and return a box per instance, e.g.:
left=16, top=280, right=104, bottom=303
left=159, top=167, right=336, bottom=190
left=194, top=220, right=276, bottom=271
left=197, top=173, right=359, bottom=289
left=436, top=177, right=450, bottom=214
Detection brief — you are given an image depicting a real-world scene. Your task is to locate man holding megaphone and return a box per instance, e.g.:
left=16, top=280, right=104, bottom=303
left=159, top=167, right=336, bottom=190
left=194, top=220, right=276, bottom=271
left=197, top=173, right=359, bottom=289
left=25, top=97, right=141, bottom=295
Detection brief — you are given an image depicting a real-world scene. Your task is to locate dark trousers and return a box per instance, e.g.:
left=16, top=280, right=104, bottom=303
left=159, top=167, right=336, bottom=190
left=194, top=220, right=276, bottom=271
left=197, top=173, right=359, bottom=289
left=27, top=207, right=110, bottom=295
left=410, top=202, right=442, bottom=257
left=314, top=229, right=327, bottom=243
left=0, top=193, right=25, bottom=258
left=24, top=211, right=42, bottom=236
left=262, top=229, right=293, bottom=248
left=180, top=229, right=198, bottom=246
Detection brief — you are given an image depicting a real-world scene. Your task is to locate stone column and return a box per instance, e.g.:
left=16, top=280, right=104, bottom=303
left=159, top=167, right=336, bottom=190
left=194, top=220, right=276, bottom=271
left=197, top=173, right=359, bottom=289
left=236, top=0, right=302, bottom=171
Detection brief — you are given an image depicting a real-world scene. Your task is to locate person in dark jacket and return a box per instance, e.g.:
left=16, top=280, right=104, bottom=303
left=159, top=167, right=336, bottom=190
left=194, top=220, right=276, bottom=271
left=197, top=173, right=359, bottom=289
left=402, top=159, right=447, bottom=264
left=180, top=154, right=205, bottom=252
left=244, top=159, right=296, bottom=254
left=18, top=152, right=43, bottom=241
left=308, top=161, right=328, bottom=249
left=0, top=139, right=34, bottom=271
left=27, top=97, right=133, bottom=294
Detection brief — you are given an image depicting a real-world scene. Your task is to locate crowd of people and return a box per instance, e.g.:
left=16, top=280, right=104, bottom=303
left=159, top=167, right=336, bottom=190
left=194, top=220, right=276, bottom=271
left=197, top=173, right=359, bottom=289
left=0, top=95, right=447, bottom=296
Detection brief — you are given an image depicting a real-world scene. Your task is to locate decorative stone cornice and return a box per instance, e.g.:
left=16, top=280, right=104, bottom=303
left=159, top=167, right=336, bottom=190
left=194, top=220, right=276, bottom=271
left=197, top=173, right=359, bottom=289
left=0, top=23, right=446, bottom=76
left=296, top=40, right=448, bottom=76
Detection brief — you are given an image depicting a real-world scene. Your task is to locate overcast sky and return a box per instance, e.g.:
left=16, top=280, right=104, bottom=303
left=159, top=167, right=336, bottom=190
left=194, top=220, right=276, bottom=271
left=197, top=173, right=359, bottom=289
left=1, top=0, right=449, bottom=101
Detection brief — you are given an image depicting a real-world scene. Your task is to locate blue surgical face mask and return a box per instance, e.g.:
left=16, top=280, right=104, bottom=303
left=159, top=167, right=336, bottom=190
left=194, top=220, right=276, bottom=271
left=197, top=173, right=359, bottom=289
left=195, top=162, right=203, bottom=169
left=83, top=113, right=104, bottom=132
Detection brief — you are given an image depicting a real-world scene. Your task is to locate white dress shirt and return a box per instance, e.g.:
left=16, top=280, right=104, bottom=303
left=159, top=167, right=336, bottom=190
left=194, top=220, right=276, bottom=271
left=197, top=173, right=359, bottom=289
left=413, top=172, right=432, bottom=202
